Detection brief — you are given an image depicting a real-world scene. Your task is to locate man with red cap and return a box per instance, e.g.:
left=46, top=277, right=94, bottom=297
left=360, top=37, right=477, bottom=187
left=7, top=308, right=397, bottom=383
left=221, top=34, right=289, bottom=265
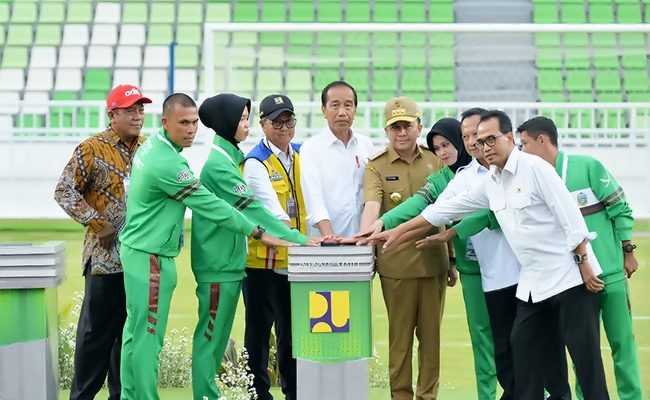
left=54, top=84, right=151, bottom=400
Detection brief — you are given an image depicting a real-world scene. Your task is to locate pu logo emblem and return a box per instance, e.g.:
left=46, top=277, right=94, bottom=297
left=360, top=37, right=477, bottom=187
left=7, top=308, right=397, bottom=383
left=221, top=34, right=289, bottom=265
left=309, top=291, right=350, bottom=333
left=274, top=96, right=284, bottom=104
left=124, top=88, right=141, bottom=97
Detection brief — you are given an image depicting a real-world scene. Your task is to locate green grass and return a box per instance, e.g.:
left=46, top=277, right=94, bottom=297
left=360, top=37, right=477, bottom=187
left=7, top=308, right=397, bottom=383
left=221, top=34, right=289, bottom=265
left=1, top=219, right=649, bottom=399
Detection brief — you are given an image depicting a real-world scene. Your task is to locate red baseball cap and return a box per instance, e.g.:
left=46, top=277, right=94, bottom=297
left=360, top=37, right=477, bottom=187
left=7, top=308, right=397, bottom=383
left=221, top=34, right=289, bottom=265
left=106, top=84, right=152, bottom=111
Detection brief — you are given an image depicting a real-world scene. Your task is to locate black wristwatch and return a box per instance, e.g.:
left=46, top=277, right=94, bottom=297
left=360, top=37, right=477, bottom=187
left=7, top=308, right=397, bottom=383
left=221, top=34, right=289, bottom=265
left=448, top=256, right=456, bottom=263
left=252, top=226, right=265, bottom=240
left=622, top=243, right=636, bottom=253
left=573, top=253, right=588, bottom=264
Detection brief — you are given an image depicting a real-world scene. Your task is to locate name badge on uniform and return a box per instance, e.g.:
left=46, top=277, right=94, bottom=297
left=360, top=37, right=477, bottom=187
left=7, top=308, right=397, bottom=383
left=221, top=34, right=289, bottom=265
left=287, top=197, right=297, bottom=218
left=385, top=176, right=399, bottom=181
left=270, top=172, right=284, bottom=181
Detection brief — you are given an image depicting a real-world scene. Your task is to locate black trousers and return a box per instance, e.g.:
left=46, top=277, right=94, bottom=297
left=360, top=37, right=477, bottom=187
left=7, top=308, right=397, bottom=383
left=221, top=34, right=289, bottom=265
left=485, top=285, right=571, bottom=400
left=69, top=265, right=127, bottom=400
left=511, top=284, right=608, bottom=400
left=242, top=268, right=296, bottom=400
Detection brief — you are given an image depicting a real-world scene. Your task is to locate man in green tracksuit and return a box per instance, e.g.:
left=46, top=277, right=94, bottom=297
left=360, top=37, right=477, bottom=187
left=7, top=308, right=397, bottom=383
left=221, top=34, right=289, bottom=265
left=518, top=116, right=641, bottom=400
left=119, top=94, right=284, bottom=400
left=360, top=110, right=499, bottom=400
left=191, top=93, right=316, bottom=400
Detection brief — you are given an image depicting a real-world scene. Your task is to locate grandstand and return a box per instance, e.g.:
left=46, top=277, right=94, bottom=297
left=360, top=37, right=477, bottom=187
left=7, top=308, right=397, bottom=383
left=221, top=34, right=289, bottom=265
left=0, top=0, right=649, bottom=219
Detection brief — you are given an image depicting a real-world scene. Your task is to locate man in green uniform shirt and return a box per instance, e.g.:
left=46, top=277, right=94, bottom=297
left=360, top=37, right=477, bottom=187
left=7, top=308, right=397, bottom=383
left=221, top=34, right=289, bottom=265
left=192, top=93, right=319, bottom=400
left=119, top=93, right=289, bottom=400
left=518, top=116, right=641, bottom=400
left=359, top=97, right=450, bottom=400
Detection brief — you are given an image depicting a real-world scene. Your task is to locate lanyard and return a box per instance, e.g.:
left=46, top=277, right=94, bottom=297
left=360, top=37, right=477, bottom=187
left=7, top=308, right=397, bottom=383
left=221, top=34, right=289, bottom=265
left=561, top=152, right=569, bottom=183
left=212, top=144, right=236, bottom=166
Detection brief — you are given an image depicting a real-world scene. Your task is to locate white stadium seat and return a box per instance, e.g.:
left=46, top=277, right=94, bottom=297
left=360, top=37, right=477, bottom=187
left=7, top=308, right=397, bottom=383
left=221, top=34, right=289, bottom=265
left=86, top=45, right=115, bottom=68
left=54, top=68, right=82, bottom=91
left=119, top=24, right=146, bottom=45
left=22, top=91, right=50, bottom=114
left=113, top=69, right=141, bottom=88
left=0, top=90, right=21, bottom=113
left=141, top=69, right=168, bottom=92
left=58, top=46, right=86, bottom=68
left=115, top=46, right=143, bottom=68
left=62, top=24, right=89, bottom=46
left=30, top=46, right=57, bottom=68
left=91, top=24, right=118, bottom=45
left=174, top=69, right=197, bottom=93
left=143, top=46, right=170, bottom=68
left=0, top=69, right=25, bottom=91
left=94, top=2, right=122, bottom=24
left=25, top=68, right=54, bottom=91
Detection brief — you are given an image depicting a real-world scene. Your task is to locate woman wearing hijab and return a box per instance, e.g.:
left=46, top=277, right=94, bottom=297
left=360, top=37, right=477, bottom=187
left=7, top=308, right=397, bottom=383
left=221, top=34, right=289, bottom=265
left=190, top=93, right=317, bottom=400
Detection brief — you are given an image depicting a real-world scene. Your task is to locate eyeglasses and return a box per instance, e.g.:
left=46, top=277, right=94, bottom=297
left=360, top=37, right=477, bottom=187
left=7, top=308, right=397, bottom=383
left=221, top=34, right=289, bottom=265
left=270, top=117, right=297, bottom=130
left=117, top=107, right=145, bottom=118
left=474, top=134, right=506, bottom=150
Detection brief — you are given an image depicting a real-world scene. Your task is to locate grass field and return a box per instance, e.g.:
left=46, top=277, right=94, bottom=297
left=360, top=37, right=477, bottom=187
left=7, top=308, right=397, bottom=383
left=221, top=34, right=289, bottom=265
left=1, top=219, right=648, bottom=399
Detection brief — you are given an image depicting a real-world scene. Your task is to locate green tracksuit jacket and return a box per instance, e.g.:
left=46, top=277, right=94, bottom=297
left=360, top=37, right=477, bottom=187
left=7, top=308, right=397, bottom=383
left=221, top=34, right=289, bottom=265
left=191, top=134, right=307, bottom=282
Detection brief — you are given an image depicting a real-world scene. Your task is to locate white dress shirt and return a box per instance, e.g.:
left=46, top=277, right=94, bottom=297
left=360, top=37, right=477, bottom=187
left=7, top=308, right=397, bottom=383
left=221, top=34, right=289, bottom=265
left=242, top=139, right=296, bottom=275
left=439, top=159, right=521, bottom=292
left=421, top=148, right=601, bottom=302
left=299, top=127, right=375, bottom=237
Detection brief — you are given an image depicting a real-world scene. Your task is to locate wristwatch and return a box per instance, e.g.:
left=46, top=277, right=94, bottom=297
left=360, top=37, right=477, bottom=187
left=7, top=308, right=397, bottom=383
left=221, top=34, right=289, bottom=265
left=573, top=253, right=588, bottom=264
left=252, top=226, right=265, bottom=240
left=622, top=243, right=636, bottom=253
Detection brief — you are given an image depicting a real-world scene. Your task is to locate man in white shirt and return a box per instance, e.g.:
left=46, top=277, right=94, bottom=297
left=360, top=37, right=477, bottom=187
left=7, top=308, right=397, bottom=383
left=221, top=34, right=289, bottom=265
left=299, top=81, right=375, bottom=237
left=416, top=110, right=609, bottom=399
left=241, top=94, right=308, bottom=400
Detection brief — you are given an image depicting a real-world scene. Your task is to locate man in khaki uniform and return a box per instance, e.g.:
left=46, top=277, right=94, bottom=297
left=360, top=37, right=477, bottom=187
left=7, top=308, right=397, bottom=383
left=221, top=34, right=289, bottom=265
left=359, top=97, right=450, bottom=400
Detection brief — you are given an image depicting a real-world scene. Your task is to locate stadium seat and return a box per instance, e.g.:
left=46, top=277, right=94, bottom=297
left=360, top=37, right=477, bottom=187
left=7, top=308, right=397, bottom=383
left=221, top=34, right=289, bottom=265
left=257, top=69, right=284, bottom=93
left=595, top=70, right=621, bottom=91
left=91, top=24, right=118, bottom=45
left=1, top=46, right=29, bottom=68
left=148, top=24, right=174, bottom=45
left=66, top=3, right=92, bottom=23
left=624, top=70, right=649, bottom=91
left=589, top=3, right=615, bottom=22
left=122, top=2, right=148, bottom=24
left=621, top=54, right=647, bottom=69
left=30, top=46, right=57, bottom=68
left=35, top=24, right=61, bottom=46
left=617, top=3, right=642, bottom=23
left=261, top=1, right=286, bottom=22
left=373, top=1, right=398, bottom=22
left=54, top=68, right=82, bottom=91
left=592, top=47, right=619, bottom=69
left=318, top=2, right=342, bottom=21
left=115, top=46, right=143, bottom=68
left=346, top=1, right=370, bottom=22
left=0, top=68, right=25, bottom=91
left=58, top=46, right=85, bottom=68
left=560, top=1, right=587, bottom=23
left=0, top=90, right=21, bottom=114
left=87, top=46, right=115, bottom=68
left=564, top=47, right=591, bottom=69
left=537, top=69, right=564, bottom=92
left=285, top=69, right=312, bottom=91
left=177, top=24, right=202, bottom=46
left=113, top=69, right=140, bottom=88
left=26, top=68, right=54, bottom=91
left=401, top=1, right=427, bottom=22
left=144, top=46, right=170, bottom=68
left=11, top=1, right=37, bottom=23
left=402, top=69, right=427, bottom=92
left=258, top=47, right=284, bottom=68
left=429, top=2, right=454, bottom=22
left=289, top=2, right=315, bottom=22
left=205, top=2, right=231, bottom=22
left=84, top=69, right=112, bottom=92
left=150, top=2, right=176, bottom=24
left=175, top=45, right=199, bottom=68
left=178, top=2, right=203, bottom=24
left=94, top=2, right=121, bottom=24
left=234, top=1, right=258, bottom=21
left=7, top=24, right=33, bottom=45
left=430, top=69, right=455, bottom=91
left=534, top=2, right=559, bottom=23
left=566, top=69, right=593, bottom=92
left=39, top=3, right=65, bottom=23
left=142, top=69, right=168, bottom=92
left=174, top=69, right=197, bottom=94
left=62, top=24, right=89, bottom=45
left=0, top=3, right=9, bottom=23
left=120, top=24, right=146, bottom=45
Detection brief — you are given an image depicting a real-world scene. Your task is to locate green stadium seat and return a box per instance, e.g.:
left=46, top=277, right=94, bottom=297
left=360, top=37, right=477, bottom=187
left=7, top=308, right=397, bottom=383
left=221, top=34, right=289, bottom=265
left=18, top=114, right=45, bottom=129
left=318, top=2, right=342, bottom=21
left=234, top=1, right=258, bottom=22
left=344, top=32, right=368, bottom=47
left=627, top=92, right=650, bottom=101
left=178, top=2, right=203, bottom=23
left=289, top=2, right=315, bottom=21
left=286, top=69, right=312, bottom=91
left=373, top=1, right=398, bottom=22
left=346, top=68, right=369, bottom=92
left=286, top=45, right=313, bottom=68
left=122, top=3, right=148, bottom=23
left=589, top=3, right=615, bottom=22
left=346, top=2, right=370, bottom=22
left=430, top=69, right=455, bottom=91
left=431, top=48, right=455, bottom=68
left=67, top=3, right=92, bottom=23
left=315, top=69, right=341, bottom=91
left=0, top=28, right=4, bottom=43
left=261, top=1, right=286, bottom=22
left=401, top=2, right=426, bottom=22
left=229, top=46, right=256, bottom=68
left=144, top=114, right=159, bottom=129
left=563, top=33, right=589, bottom=47
left=561, top=3, right=587, bottom=23
left=539, top=91, right=566, bottom=102
left=618, top=33, right=644, bottom=47
left=598, top=92, right=623, bottom=102
left=595, top=70, right=621, bottom=91
left=231, top=69, right=254, bottom=94
left=537, top=69, right=564, bottom=92
left=260, top=32, right=286, bottom=46
left=205, top=3, right=231, bottom=22
left=176, top=24, right=202, bottom=46
left=1, top=46, right=28, bottom=68
left=566, top=69, right=592, bottom=91
left=175, top=45, right=199, bottom=68
left=75, top=109, right=100, bottom=129
left=564, top=47, right=591, bottom=69
left=150, top=3, right=176, bottom=23
left=428, top=91, right=455, bottom=102
left=592, top=47, right=619, bottom=68
left=429, top=3, right=454, bottom=22
left=34, top=24, right=61, bottom=45
left=232, top=32, right=258, bottom=46
left=540, top=110, right=567, bottom=129
left=535, top=33, right=561, bottom=47
left=52, top=91, right=79, bottom=101
left=402, top=69, right=427, bottom=91
left=258, top=46, right=284, bottom=68
left=256, top=69, right=283, bottom=93
left=11, top=1, right=37, bottom=22
left=534, top=4, right=559, bottom=23
left=621, top=54, right=647, bottom=69
left=39, top=3, right=64, bottom=23
left=624, top=70, right=649, bottom=91
left=537, top=47, right=562, bottom=68
left=0, top=3, right=8, bottom=23
left=148, top=24, right=174, bottom=45
left=317, top=45, right=342, bottom=68
left=401, top=47, right=426, bottom=68
left=84, top=69, right=112, bottom=92
left=372, top=51, right=398, bottom=69
left=617, top=3, right=642, bottom=22
left=401, top=32, right=428, bottom=47
left=7, top=24, right=33, bottom=45
left=591, top=32, right=617, bottom=47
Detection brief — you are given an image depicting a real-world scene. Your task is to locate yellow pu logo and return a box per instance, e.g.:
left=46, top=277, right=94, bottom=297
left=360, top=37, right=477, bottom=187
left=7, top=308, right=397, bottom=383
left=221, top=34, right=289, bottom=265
left=309, top=291, right=350, bottom=333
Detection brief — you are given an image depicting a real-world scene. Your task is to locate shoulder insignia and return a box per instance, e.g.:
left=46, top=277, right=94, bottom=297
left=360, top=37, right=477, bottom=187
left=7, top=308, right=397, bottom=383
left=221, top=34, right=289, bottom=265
left=368, top=148, right=388, bottom=161
left=176, top=169, right=192, bottom=183
left=233, top=183, right=248, bottom=195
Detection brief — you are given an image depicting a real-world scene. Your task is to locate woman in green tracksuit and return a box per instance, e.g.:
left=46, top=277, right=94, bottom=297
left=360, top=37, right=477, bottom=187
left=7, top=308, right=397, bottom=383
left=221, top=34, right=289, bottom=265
left=119, top=94, right=263, bottom=400
left=191, top=93, right=314, bottom=400
left=363, top=117, right=498, bottom=400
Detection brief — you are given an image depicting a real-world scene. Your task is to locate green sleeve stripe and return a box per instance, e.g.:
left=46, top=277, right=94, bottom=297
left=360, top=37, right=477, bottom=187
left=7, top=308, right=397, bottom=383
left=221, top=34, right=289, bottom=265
left=173, top=180, right=201, bottom=202
left=235, top=196, right=255, bottom=211
left=602, top=187, right=625, bottom=207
